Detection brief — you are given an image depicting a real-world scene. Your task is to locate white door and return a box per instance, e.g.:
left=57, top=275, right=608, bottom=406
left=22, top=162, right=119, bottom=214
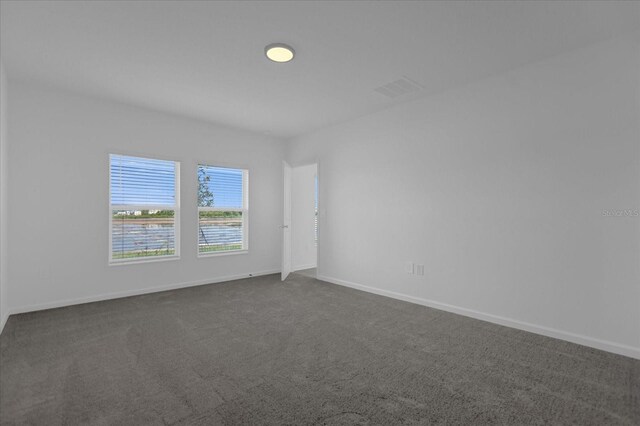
left=282, top=160, right=292, bottom=280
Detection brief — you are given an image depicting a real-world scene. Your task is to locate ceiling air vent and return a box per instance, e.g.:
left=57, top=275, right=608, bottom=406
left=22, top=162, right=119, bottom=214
left=374, top=76, right=425, bottom=99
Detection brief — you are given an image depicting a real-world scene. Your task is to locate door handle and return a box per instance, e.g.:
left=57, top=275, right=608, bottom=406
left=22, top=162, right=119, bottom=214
left=280, top=225, right=289, bottom=229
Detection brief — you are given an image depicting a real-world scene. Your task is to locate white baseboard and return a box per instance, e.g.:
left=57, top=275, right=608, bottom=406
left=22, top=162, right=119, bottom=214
left=7, top=269, right=280, bottom=317
left=317, top=274, right=640, bottom=360
left=6, top=271, right=638, bottom=360
left=292, top=263, right=317, bottom=272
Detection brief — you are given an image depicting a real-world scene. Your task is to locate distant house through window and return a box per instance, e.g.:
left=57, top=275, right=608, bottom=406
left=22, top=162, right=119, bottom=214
left=197, top=164, right=248, bottom=255
left=109, top=154, right=180, bottom=263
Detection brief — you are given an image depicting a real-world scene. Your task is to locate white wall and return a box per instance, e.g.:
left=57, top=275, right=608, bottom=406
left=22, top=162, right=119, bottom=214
left=291, top=163, right=317, bottom=271
left=0, top=63, right=8, bottom=333
left=7, top=80, right=285, bottom=312
left=288, top=34, right=640, bottom=358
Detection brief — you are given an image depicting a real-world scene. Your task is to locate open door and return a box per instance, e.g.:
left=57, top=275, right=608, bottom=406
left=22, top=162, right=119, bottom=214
left=282, top=160, right=292, bottom=280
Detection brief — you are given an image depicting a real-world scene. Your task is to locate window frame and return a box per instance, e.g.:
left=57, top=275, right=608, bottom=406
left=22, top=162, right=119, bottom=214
left=108, top=153, right=181, bottom=266
left=197, top=163, right=249, bottom=258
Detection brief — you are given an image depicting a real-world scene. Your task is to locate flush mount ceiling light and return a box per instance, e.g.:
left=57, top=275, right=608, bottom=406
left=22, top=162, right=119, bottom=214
left=265, top=43, right=295, bottom=63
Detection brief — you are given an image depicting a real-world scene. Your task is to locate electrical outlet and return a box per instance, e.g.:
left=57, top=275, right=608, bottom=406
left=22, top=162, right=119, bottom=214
left=415, top=264, right=425, bottom=276
left=405, top=262, right=414, bottom=274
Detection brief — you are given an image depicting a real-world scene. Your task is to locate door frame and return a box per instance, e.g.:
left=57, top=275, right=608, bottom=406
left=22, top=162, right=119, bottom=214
left=282, top=160, right=320, bottom=280
left=282, top=160, right=292, bottom=281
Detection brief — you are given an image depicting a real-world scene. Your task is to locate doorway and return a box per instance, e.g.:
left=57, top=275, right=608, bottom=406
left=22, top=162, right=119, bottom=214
left=282, top=162, right=318, bottom=280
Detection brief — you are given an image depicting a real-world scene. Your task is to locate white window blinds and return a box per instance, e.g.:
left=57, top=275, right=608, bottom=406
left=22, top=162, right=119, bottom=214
left=197, top=165, right=248, bottom=254
left=110, top=154, right=180, bottom=263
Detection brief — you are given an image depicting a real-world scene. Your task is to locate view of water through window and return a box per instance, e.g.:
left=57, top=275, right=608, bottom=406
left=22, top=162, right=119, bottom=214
left=111, top=214, right=243, bottom=259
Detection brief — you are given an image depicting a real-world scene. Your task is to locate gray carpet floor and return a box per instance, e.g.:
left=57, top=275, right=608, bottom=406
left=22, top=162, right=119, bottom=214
left=1, top=272, right=638, bottom=425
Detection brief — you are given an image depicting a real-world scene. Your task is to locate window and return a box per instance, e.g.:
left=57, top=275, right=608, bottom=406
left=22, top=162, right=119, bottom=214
left=197, top=164, right=248, bottom=255
left=110, top=154, right=179, bottom=263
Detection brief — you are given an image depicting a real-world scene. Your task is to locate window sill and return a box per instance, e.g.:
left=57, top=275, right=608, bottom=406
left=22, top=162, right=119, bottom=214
left=109, top=255, right=181, bottom=266
left=198, top=250, right=248, bottom=258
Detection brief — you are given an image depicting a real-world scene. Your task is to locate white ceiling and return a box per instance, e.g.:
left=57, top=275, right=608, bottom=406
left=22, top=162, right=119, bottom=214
left=1, top=1, right=639, bottom=138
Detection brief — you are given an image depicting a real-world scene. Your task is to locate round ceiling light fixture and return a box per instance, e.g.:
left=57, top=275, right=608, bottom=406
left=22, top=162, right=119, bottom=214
left=265, top=43, right=295, bottom=63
